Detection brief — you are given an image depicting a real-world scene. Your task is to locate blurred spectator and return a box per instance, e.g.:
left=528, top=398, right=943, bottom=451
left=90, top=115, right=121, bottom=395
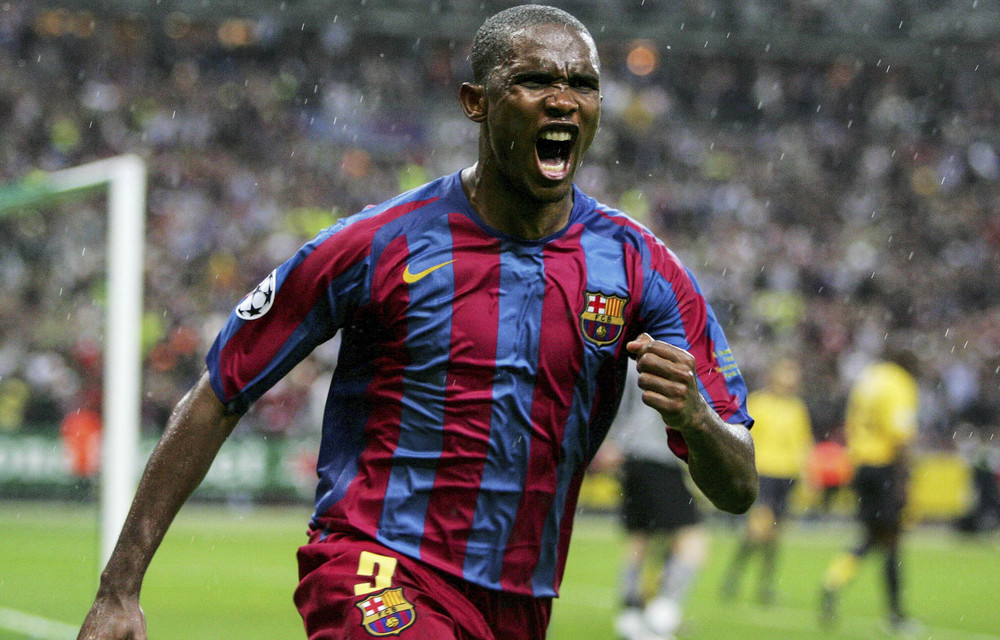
left=805, top=438, right=854, bottom=516
left=60, top=406, right=102, bottom=479
left=0, top=2, right=995, bottom=459
left=955, top=428, right=1000, bottom=534
left=0, top=377, right=29, bottom=432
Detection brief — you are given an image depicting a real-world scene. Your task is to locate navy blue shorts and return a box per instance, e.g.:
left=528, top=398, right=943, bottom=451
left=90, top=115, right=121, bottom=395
left=620, top=458, right=702, bottom=533
left=853, top=463, right=907, bottom=527
left=757, top=475, right=796, bottom=520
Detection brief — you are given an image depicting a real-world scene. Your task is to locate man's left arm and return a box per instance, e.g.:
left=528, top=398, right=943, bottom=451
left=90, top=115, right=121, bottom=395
left=627, top=333, right=758, bottom=513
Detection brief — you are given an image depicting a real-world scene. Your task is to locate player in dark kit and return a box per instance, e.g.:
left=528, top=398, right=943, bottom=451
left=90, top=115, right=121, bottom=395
left=78, top=5, right=757, bottom=640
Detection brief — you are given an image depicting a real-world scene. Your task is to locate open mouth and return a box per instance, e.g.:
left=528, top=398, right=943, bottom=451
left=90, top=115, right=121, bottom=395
left=536, top=129, right=574, bottom=180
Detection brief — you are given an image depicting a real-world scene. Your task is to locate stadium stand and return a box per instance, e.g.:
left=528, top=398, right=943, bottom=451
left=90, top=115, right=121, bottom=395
left=0, top=1, right=997, bottom=508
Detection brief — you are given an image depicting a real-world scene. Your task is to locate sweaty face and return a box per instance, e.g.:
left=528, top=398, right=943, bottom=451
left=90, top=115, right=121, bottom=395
left=483, top=23, right=601, bottom=204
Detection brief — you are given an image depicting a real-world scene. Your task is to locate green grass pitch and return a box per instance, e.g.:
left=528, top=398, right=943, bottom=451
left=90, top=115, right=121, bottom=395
left=1, top=501, right=998, bottom=639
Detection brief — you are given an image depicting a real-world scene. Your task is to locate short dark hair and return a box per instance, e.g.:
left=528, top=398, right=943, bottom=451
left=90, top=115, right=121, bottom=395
left=469, top=4, right=594, bottom=85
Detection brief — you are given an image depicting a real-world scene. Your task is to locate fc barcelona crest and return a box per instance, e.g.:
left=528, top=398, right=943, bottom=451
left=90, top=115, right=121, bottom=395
left=580, top=291, right=628, bottom=345
left=356, top=588, right=416, bottom=636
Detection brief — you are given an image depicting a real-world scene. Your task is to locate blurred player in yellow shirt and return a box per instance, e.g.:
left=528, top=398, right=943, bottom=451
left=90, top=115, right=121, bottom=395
left=721, top=358, right=813, bottom=604
left=821, top=347, right=920, bottom=633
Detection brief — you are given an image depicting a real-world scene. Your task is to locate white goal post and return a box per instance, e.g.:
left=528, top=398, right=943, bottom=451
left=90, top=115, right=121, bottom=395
left=1, top=154, right=146, bottom=568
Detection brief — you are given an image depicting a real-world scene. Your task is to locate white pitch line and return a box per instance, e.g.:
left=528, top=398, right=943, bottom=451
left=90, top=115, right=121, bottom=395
left=0, top=607, right=78, bottom=640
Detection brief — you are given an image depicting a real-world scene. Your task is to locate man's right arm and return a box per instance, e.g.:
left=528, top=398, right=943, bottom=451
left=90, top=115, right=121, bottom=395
left=78, top=370, right=241, bottom=640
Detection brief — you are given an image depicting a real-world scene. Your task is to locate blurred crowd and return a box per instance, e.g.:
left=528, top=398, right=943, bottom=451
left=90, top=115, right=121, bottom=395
left=0, top=3, right=997, bottom=461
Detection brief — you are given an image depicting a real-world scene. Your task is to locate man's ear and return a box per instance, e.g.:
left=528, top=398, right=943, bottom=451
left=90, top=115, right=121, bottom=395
left=459, top=82, right=487, bottom=123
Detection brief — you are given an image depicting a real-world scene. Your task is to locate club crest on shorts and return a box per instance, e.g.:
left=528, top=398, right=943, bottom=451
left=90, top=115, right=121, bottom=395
left=235, top=270, right=276, bottom=320
left=580, top=291, right=628, bottom=346
left=356, top=588, right=416, bottom=636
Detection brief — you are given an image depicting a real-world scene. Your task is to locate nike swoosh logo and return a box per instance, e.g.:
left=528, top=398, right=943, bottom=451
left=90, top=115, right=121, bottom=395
left=402, top=260, right=454, bottom=284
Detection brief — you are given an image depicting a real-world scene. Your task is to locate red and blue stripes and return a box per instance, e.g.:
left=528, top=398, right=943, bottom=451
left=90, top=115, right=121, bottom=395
left=206, top=172, right=750, bottom=598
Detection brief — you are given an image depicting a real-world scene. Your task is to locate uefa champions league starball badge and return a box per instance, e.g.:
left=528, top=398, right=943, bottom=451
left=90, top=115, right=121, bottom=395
left=235, top=269, right=277, bottom=320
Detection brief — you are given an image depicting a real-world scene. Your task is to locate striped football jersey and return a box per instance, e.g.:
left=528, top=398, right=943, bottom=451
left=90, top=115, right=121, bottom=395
left=207, top=170, right=751, bottom=597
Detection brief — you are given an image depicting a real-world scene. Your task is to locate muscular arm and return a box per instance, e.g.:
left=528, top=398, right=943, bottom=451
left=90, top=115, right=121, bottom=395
left=78, top=371, right=240, bottom=640
left=628, top=334, right=758, bottom=514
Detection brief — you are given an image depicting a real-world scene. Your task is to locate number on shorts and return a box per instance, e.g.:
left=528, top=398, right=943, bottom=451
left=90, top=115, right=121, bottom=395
left=353, top=551, right=398, bottom=596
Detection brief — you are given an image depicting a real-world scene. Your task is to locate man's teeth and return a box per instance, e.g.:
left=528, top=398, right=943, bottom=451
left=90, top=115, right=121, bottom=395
left=540, top=159, right=568, bottom=171
left=540, top=131, right=572, bottom=142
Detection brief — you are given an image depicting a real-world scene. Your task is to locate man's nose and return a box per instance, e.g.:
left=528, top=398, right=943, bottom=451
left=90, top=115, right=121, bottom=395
left=544, top=84, right=578, bottom=115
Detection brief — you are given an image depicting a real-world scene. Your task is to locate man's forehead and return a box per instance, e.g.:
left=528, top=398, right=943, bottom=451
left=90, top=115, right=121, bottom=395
left=504, top=23, right=600, bottom=72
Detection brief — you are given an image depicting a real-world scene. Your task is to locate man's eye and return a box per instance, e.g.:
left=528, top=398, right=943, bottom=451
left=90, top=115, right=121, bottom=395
left=519, top=76, right=549, bottom=87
